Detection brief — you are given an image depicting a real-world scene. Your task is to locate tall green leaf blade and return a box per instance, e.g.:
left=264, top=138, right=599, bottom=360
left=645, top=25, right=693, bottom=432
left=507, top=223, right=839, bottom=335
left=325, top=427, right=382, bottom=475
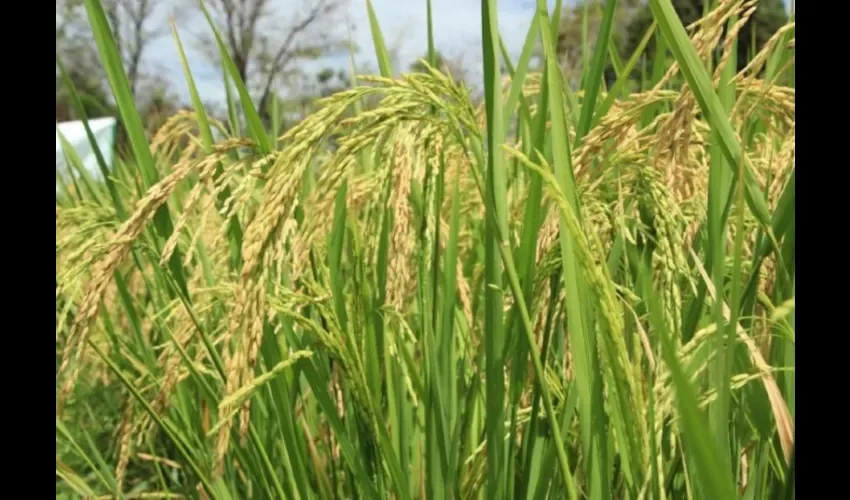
left=81, top=0, right=157, bottom=187
left=501, top=13, right=540, bottom=132
left=637, top=256, right=737, bottom=500
left=57, top=130, right=104, bottom=205
left=82, top=0, right=189, bottom=298
left=56, top=57, right=126, bottom=219
left=198, top=1, right=272, bottom=154
left=575, top=0, right=619, bottom=147
left=535, top=1, right=606, bottom=498
left=481, top=0, right=509, bottom=497
left=707, top=12, right=738, bottom=484
left=170, top=19, right=244, bottom=269
left=365, top=0, right=395, bottom=77
left=595, top=20, right=657, bottom=125
left=299, top=361, right=382, bottom=500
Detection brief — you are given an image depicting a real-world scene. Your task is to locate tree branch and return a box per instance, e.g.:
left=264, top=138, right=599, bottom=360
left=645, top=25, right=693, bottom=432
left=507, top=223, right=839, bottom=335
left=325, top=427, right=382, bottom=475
left=256, top=0, right=340, bottom=116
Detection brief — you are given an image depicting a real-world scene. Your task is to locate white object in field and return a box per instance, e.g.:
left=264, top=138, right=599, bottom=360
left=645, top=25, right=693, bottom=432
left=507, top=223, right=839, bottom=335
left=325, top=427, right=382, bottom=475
left=56, top=117, right=118, bottom=181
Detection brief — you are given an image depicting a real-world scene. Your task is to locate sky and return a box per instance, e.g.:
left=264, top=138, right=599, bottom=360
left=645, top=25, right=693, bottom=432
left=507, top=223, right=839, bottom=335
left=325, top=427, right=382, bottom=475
left=150, top=0, right=542, bottom=105
left=146, top=0, right=793, bottom=107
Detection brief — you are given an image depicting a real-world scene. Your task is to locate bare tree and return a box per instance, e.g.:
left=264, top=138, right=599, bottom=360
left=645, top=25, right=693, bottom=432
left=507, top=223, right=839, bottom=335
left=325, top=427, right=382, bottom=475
left=57, top=0, right=185, bottom=100
left=104, top=0, right=179, bottom=96
left=195, top=0, right=352, bottom=117
left=57, top=0, right=113, bottom=120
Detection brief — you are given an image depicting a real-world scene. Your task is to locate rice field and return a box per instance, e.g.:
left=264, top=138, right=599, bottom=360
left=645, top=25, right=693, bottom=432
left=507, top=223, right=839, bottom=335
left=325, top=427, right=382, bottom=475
left=55, top=0, right=795, bottom=498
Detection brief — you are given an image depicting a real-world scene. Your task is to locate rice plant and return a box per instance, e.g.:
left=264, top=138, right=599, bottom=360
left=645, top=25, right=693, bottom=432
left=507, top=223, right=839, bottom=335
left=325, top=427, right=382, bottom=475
left=56, top=0, right=795, bottom=498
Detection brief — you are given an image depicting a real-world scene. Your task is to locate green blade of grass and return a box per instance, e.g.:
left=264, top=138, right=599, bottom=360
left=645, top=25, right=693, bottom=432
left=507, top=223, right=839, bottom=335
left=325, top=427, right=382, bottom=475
left=55, top=464, right=98, bottom=498
left=198, top=1, right=271, bottom=154
left=725, top=122, right=749, bottom=485
left=55, top=168, right=77, bottom=206
left=636, top=254, right=737, bottom=500
left=224, top=74, right=241, bottom=138
left=706, top=10, right=738, bottom=485
left=170, top=19, right=244, bottom=270
left=481, top=0, right=510, bottom=497
left=258, top=331, right=313, bottom=499
left=299, top=359, right=382, bottom=500
left=740, top=169, right=795, bottom=327
left=521, top=273, right=560, bottom=499
left=500, top=13, right=540, bottom=132
left=84, top=339, right=217, bottom=498
left=365, top=0, right=395, bottom=77
left=530, top=378, right=579, bottom=500
left=504, top=37, right=550, bottom=498
left=328, top=181, right=350, bottom=331
left=83, top=0, right=189, bottom=299
left=426, top=0, right=436, bottom=67
left=81, top=0, right=157, bottom=187
left=595, top=20, right=657, bottom=125
left=170, top=21, right=213, bottom=150
left=575, top=0, right=620, bottom=147
left=607, top=38, right=625, bottom=82
left=535, top=1, right=607, bottom=499
left=56, top=57, right=126, bottom=219
left=422, top=6, right=454, bottom=498
left=57, top=130, right=104, bottom=206
left=56, top=421, right=118, bottom=494
left=440, top=164, right=463, bottom=491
